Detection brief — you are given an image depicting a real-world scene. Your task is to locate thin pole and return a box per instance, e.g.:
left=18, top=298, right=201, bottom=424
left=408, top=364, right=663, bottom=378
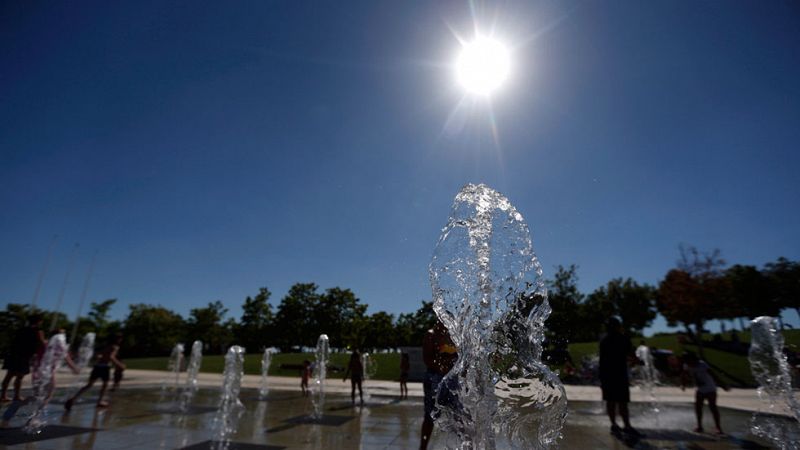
left=50, top=243, right=80, bottom=332
left=70, top=251, right=97, bottom=346
left=31, top=234, right=58, bottom=310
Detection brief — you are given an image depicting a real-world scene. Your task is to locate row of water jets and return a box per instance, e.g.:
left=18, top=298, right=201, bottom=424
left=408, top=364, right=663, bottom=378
left=162, top=335, right=332, bottom=450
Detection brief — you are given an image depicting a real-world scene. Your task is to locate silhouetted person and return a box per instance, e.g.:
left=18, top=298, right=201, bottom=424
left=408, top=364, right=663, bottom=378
left=599, top=317, right=639, bottom=437
left=65, top=334, right=124, bottom=410
left=682, top=352, right=728, bottom=434
left=420, top=320, right=458, bottom=450
left=400, top=353, right=410, bottom=399
left=1, top=314, right=46, bottom=402
left=343, top=350, right=364, bottom=405
left=300, top=360, right=311, bottom=396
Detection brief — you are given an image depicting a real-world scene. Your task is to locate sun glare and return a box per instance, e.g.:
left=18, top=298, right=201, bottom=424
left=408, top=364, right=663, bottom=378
left=455, top=36, right=511, bottom=96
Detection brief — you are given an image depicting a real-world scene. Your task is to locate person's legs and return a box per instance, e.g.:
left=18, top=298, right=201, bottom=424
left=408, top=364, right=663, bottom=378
left=96, top=379, right=109, bottom=407
left=0, top=371, right=13, bottom=400
left=357, top=380, right=363, bottom=404
left=12, top=374, right=25, bottom=401
left=420, top=372, right=439, bottom=450
left=350, top=379, right=356, bottom=404
left=606, top=400, right=621, bottom=434
left=694, top=391, right=704, bottom=431
left=619, top=402, right=631, bottom=429
left=420, top=416, right=434, bottom=450
left=707, top=392, right=722, bottom=433
left=66, top=377, right=97, bottom=411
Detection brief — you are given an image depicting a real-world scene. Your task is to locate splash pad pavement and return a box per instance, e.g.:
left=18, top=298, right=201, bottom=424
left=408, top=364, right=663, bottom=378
left=0, top=369, right=790, bottom=449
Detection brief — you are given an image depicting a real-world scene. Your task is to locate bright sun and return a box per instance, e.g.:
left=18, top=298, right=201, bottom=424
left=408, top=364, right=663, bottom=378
left=455, top=36, right=511, bottom=96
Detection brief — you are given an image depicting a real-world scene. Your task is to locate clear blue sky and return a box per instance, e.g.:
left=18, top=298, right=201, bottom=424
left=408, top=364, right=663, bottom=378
left=2, top=1, right=799, bottom=333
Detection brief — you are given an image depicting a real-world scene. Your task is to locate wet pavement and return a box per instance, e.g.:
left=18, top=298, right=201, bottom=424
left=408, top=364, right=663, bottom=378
left=0, top=386, right=789, bottom=449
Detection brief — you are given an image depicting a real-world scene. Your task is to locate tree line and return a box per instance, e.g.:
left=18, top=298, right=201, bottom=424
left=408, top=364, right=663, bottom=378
left=1, top=247, right=797, bottom=358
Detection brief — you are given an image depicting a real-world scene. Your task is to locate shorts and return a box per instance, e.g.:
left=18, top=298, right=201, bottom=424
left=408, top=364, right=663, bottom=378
left=90, top=364, right=111, bottom=382
left=601, top=378, right=630, bottom=403
left=351, top=374, right=363, bottom=384
left=423, top=371, right=460, bottom=420
left=1, top=355, right=31, bottom=375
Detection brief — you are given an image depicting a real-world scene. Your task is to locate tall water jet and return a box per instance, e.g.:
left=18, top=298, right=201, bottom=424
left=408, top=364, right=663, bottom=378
left=430, top=183, right=567, bottom=449
left=749, top=316, right=800, bottom=449
left=634, top=343, right=660, bottom=423
left=179, top=340, right=203, bottom=412
left=310, top=334, right=329, bottom=419
left=24, top=332, right=70, bottom=433
left=212, top=346, right=245, bottom=450
left=259, top=348, right=273, bottom=400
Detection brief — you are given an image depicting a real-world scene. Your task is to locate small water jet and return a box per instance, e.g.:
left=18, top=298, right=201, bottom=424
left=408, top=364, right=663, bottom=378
left=430, top=183, right=567, bottom=449
left=161, top=343, right=184, bottom=399
left=259, top=348, right=273, bottom=400
left=634, top=343, right=660, bottom=423
left=310, top=334, right=329, bottom=419
left=212, top=345, right=245, bottom=450
left=24, top=332, right=70, bottom=433
left=361, top=352, right=375, bottom=401
left=749, top=316, right=800, bottom=449
left=179, top=340, right=203, bottom=412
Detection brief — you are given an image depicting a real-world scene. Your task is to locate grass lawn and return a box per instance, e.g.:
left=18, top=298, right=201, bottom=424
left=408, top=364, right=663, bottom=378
left=125, top=330, right=798, bottom=386
left=126, top=352, right=402, bottom=381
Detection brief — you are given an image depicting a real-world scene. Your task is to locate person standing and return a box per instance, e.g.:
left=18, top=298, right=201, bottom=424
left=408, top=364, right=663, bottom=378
left=399, top=353, right=410, bottom=399
left=599, top=317, right=639, bottom=436
left=342, top=350, right=364, bottom=405
left=682, top=352, right=728, bottom=434
left=1, top=314, right=46, bottom=402
left=420, top=320, right=458, bottom=450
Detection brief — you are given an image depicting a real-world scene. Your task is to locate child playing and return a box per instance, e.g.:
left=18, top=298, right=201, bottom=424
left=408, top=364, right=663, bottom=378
left=65, top=334, right=125, bottom=410
left=399, top=353, right=410, bottom=399
left=300, top=360, right=311, bottom=397
left=681, top=352, right=729, bottom=434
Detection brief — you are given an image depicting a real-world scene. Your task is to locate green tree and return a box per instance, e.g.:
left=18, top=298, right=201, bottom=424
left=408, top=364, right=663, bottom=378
left=545, top=265, right=584, bottom=344
left=315, top=287, right=367, bottom=348
left=122, top=304, right=185, bottom=357
left=274, top=283, right=321, bottom=350
left=764, top=257, right=800, bottom=321
left=585, top=278, right=656, bottom=334
left=238, top=288, right=273, bottom=351
left=186, top=301, right=233, bottom=354
left=359, top=311, right=396, bottom=351
left=395, top=301, right=436, bottom=347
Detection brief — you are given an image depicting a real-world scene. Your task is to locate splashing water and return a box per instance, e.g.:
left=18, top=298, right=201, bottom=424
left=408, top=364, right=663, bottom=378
left=749, top=316, right=800, bottom=449
left=161, top=343, right=184, bottom=398
left=311, top=334, right=330, bottom=419
left=62, top=333, right=95, bottom=402
left=179, top=340, right=203, bottom=412
left=361, top=352, right=377, bottom=401
left=259, top=348, right=273, bottom=400
left=24, top=333, right=70, bottom=433
left=634, top=344, right=660, bottom=422
left=430, top=184, right=567, bottom=449
left=212, top=345, right=245, bottom=450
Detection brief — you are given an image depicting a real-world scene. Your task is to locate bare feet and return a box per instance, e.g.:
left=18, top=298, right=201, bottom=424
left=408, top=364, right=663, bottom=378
left=0, top=396, right=10, bottom=403
left=693, top=427, right=704, bottom=433
left=714, top=428, right=724, bottom=435
left=64, top=398, right=74, bottom=412
left=96, top=401, right=109, bottom=408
